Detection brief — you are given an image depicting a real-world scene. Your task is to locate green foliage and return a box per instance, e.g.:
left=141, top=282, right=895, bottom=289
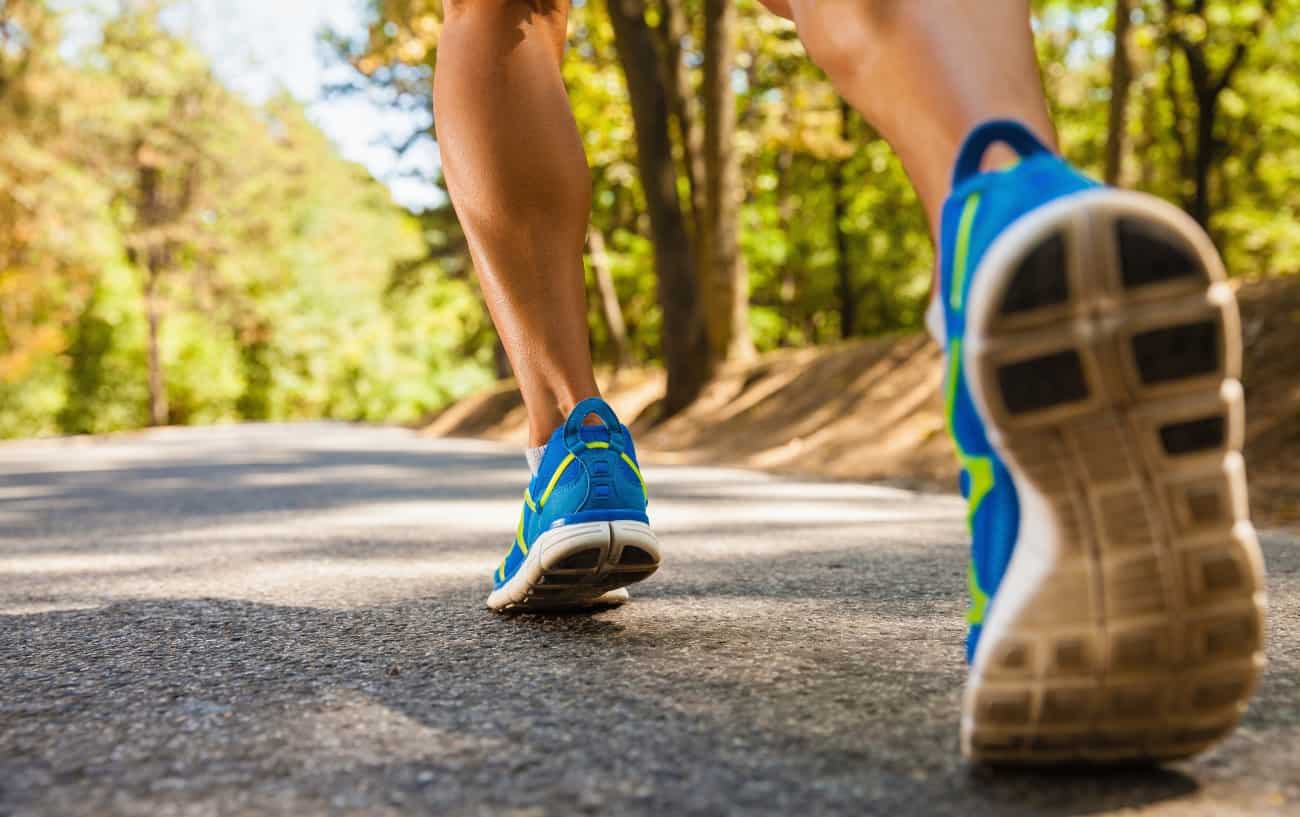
left=350, top=0, right=1297, bottom=378
left=0, top=0, right=493, bottom=438
left=3, top=0, right=1297, bottom=439
left=57, top=272, right=151, bottom=435
left=1038, top=0, right=1300, bottom=273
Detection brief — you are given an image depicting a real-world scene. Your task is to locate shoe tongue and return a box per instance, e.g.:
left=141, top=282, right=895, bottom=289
left=579, top=424, right=611, bottom=444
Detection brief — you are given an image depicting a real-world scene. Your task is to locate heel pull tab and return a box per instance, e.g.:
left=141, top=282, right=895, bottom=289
left=952, top=120, right=1052, bottom=187
left=562, top=397, right=627, bottom=454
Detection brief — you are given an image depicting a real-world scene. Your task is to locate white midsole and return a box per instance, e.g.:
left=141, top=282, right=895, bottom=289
left=485, top=520, right=659, bottom=611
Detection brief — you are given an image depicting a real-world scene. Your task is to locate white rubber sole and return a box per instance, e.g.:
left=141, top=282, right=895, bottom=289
left=485, top=520, right=661, bottom=612
left=960, top=189, right=1267, bottom=764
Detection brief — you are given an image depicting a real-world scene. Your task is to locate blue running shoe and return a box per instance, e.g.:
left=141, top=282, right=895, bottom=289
left=937, top=121, right=1266, bottom=764
left=486, top=397, right=660, bottom=612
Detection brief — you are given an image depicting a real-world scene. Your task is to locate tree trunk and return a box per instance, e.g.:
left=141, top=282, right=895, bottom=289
left=832, top=100, right=856, bottom=339
left=586, top=225, right=628, bottom=371
left=1105, top=0, right=1133, bottom=186
left=135, top=158, right=169, bottom=427
left=143, top=262, right=168, bottom=427
left=701, top=0, right=753, bottom=364
left=655, top=0, right=713, bottom=370
left=655, top=0, right=705, bottom=228
left=1163, top=0, right=1273, bottom=230
left=1136, top=72, right=1157, bottom=190
left=1174, top=53, right=1232, bottom=231
left=607, top=0, right=711, bottom=416
left=775, top=150, right=799, bottom=347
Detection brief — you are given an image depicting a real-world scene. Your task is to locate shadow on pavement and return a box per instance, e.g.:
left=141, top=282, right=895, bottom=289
left=6, top=588, right=1288, bottom=817
left=1, top=428, right=1296, bottom=815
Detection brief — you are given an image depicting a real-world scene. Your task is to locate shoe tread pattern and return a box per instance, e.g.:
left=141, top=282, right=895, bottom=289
left=965, top=195, right=1267, bottom=765
left=494, top=522, right=660, bottom=613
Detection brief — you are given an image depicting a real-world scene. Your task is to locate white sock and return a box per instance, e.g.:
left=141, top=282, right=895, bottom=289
left=526, top=444, right=547, bottom=476
left=925, top=295, right=946, bottom=347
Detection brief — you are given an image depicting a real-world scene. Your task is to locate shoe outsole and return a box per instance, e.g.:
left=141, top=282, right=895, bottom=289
left=486, top=520, right=660, bottom=613
left=961, top=189, right=1267, bottom=765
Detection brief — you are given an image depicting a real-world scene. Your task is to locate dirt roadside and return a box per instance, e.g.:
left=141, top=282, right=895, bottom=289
left=426, top=278, right=1300, bottom=531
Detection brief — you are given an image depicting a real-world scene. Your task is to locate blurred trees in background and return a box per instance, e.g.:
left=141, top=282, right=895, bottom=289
left=0, top=0, right=494, bottom=438
left=344, top=0, right=1298, bottom=413
left=1, top=0, right=1297, bottom=438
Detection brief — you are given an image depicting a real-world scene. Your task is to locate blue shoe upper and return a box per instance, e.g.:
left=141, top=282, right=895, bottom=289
left=936, top=120, right=1098, bottom=662
left=493, top=397, right=649, bottom=590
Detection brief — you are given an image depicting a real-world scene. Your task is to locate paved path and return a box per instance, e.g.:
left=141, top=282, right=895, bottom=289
left=1, top=423, right=1296, bottom=817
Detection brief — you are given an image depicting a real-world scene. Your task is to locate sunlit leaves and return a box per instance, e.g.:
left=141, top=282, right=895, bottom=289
left=7, top=0, right=1296, bottom=438
left=0, top=0, right=493, bottom=437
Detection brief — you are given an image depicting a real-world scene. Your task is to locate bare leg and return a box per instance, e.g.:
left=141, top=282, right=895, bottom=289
left=772, top=0, right=1057, bottom=235
left=435, top=0, right=599, bottom=446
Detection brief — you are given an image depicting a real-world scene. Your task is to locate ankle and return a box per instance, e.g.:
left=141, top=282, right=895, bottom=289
left=527, top=413, right=563, bottom=448
left=526, top=388, right=602, bottom=447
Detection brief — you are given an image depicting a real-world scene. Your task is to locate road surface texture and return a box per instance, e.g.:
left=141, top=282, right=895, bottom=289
left=1, top=423, right=1297, bottom=817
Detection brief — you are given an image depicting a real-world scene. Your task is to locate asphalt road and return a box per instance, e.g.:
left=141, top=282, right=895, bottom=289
left=1, top=423, right=1297, bottom=817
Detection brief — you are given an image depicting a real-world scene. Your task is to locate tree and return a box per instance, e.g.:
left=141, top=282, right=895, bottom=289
left=10, top=0, right=1297, bottom=440
left=586, top=226, right=629, bottom=371
left=606, top=0, right=713, bottom=413
left=1158, top=0, right=1277, bottom=227
left=1, top=1, right=493, bottom=438
left=1106, top=0, right=1134, bottom=184
left=96, top=10, right=233, bottom=425
left=0, top=0, right=121, bottom=436
left=701, top=0, right=755, bottom=363
left=832, top=100, right=857, bottom=338
left=654, top=0, right=706, bottom=231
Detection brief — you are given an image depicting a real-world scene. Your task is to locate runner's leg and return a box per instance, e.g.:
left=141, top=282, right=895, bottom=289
left=774, top=0, right=1054, bottom=235
left=435, top=0, right=600, bottom=446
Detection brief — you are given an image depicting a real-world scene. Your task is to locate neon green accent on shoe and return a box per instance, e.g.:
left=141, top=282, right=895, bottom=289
left=620, top=453, right=647, bottom=499
left=966, top=562, right=990, bottom=626
left=538, top=452, right=576, bottom=507
left=946, top=338, right=997, bottom=628
left=945, top=340, right=995, bottom=527
left=585, top=441, right=610, bottom=449
left=949, top=193, right=982, bottom=311
left=523, top=488, right=537, bottom=513
left=515, top=513, right=528, bottom=555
